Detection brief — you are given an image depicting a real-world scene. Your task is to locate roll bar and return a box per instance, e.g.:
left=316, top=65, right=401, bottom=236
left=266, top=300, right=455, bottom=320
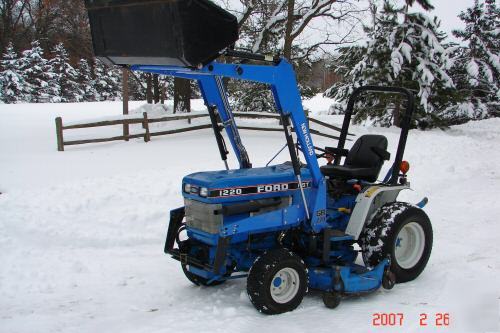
left=335, top=86, right=416, bottom=185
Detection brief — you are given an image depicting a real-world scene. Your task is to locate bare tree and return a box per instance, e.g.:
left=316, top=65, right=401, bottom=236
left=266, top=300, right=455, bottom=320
left=227, top=0, right=365, bottom=61
left=173, top=78, right=191, bottom=116
left=0, top=0, right=33, bottom=53
left=219, top=0, right=365, bottom=113
left=1, top=0, right=93, bottom=63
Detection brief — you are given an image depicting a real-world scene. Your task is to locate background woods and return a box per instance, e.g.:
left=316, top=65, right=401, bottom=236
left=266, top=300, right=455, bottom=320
left=0, top=0, right=498, bottom=128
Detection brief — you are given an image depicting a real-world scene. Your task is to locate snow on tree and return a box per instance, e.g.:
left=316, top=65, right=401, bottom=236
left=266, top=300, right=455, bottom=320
left=77, top=58, right=100, bottom=102
left=128, top=71, right=147, bottom=101
left=19, top=40, right=60, bottom=103
left=0, top=42, right=31, bottom=103
left=450, top=0, right=499, bottom=119
left=326, top=1, right=457, bottom=128
left=93, top=59, right=121, bottom=101
left=229, top=81, right=276, bottom=113
left=224, top=0, right=361, bottom=113
left=50, top=43, right=84, bottom=102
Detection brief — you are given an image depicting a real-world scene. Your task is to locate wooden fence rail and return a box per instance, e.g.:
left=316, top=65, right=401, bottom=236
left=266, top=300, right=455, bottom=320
left=55, top=111, right=352, bottom=151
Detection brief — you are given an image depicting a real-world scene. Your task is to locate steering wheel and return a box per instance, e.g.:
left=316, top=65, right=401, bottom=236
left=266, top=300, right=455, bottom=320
left=296, top=144, right=335, bottom=164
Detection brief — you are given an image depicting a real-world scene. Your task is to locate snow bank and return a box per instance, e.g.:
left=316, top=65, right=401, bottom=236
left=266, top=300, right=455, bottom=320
left=303, top=94, right=339, bottom=116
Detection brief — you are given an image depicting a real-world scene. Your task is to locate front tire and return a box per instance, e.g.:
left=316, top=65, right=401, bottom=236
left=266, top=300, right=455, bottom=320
left=247, top=248, right=308, bottom=315
left=359, top=202, right=433, bottom=283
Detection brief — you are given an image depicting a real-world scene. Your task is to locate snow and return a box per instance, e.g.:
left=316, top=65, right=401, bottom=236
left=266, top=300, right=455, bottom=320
left=303, top=94, right=338, bottom=115
left=391, top=49, right=403, bottom=76
left=1, top=99, right=500, bottom=332
left=466, top=59, right=479, bottom=83
left=400, top=42, right=412, bottom=63
left=251, top=0, right=287, bottom=53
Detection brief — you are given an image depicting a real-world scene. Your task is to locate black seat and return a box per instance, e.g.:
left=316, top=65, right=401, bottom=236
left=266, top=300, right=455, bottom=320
left=320, top=135, right=389, bottom=182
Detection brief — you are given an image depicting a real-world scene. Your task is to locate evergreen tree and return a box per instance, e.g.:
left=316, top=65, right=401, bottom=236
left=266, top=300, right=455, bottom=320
left=19, top=40, right=60, bottom=103
left=128, top=71, right=148, bottom=101
left=77, top=58, right=99, bottom=102
left=50, top=43, right=83, bottom=102
left=324, top=46, right=366, bottom=114
left=326, top=1, right=457, bottom=128
left=0, top=43, right=31, bottom=103
left=229, top=56, right=317, bottom=113
left=451, top=0, right=499, bottom=118
left=93, top=59, right=121, bottom=101
left=404, top=0, right=434, bottom=11
left=230, top=82, right=275, bottom=113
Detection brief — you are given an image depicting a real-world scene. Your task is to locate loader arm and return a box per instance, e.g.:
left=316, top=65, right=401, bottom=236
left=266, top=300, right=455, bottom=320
left=131, top=60, right=327, bottom=231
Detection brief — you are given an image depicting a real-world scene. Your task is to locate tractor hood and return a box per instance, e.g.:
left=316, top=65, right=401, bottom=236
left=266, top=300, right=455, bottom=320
left=182, top=163, right=312, bottom=203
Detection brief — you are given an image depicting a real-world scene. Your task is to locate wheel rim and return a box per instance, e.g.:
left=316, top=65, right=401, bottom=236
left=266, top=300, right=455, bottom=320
left=270, top=267, right=300, bottom=304
left=394, top=222, right=426, bottom=269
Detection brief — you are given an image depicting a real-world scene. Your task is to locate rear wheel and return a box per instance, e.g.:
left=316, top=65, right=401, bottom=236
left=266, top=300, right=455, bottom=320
left=247, top=248, right=308, bottom=315
left=359, top=202, right=433, bottom=283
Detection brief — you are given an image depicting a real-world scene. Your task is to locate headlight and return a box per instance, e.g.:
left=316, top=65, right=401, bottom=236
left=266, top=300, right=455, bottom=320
left=183, top=183, right=191, bottom=193
left=199, top=187, right=208, bottom=197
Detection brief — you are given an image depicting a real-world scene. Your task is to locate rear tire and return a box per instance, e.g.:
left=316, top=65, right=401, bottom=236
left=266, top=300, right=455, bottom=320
left=359, top=202, right=433, bottom=283
left=247, top=248, right=308, bottom=315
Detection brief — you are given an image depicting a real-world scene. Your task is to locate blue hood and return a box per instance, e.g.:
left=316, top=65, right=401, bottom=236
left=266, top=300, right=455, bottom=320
left=182, top=163, right=312, bottom=203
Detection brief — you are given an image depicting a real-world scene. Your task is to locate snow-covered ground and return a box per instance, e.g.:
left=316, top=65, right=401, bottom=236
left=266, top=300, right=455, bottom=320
left=1, top=98, right=499, bottom=333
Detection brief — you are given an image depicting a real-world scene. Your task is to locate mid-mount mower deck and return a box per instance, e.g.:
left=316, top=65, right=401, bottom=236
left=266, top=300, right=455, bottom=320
left=85, top=0, right=433, bottom=314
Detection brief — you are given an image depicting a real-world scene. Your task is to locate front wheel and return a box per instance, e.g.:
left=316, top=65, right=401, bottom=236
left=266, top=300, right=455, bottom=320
left=359, top=202, right=433, bottom=283
left=247, top=248, right=308, bottom=315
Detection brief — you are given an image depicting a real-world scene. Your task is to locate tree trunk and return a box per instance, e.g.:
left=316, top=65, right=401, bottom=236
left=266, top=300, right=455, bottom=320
left=282, top=0, right=295, bottom=60
left=160, top=84, right=166, bottom=104
left=393, top=101, right=401, bottom=128
left=146, top=74, right=153, bottom=104
left=174, top=77, right=191, bottom=120
left=153, top=74, right=160, bottom=104
left=122, top=69, right=129, bottom=141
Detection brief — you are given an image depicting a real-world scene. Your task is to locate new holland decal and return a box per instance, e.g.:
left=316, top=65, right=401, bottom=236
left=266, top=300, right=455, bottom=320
left=209, top=181, right=312, bottom=198
left=301, top=123, right=314, bottom=156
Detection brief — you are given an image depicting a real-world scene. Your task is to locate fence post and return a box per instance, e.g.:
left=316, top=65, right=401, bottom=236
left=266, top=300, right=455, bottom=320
left=143, top=112, right=151, bottom=142
left=55, top=117, right=64, bottom=151
left=122, top=68, right=130, bottom=141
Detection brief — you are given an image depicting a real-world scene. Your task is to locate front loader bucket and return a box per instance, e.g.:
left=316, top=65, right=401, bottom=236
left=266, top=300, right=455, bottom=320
left=84, top=0, right=238, bottom=68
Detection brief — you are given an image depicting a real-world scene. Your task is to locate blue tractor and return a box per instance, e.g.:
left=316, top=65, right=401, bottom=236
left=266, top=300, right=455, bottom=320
left=85, top=0, right=433, bottom=314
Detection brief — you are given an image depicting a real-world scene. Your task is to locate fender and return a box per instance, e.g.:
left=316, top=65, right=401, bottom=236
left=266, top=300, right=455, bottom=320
left=345, top=185, right=410, bottom=239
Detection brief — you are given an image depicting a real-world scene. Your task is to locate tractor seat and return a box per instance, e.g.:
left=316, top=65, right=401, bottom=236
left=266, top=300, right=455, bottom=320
left=320, top=135, right=389, bottom=182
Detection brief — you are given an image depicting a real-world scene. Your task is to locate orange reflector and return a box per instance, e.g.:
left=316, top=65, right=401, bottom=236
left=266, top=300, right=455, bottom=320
left=400, top=161, right=410, bottom=174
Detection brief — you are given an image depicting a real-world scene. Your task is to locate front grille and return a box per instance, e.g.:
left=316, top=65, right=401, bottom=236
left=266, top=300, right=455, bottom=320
left=184, top=199, right=223, bottom=234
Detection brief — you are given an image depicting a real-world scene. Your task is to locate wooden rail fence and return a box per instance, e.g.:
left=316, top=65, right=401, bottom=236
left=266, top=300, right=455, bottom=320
left=55, top=112, right=353, bottom=151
